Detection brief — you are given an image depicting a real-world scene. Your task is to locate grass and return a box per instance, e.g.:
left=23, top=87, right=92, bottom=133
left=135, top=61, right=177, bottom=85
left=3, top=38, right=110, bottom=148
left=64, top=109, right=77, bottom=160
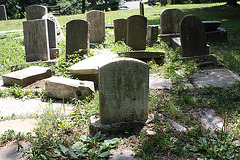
left=0, top=2, right=240, bottom=159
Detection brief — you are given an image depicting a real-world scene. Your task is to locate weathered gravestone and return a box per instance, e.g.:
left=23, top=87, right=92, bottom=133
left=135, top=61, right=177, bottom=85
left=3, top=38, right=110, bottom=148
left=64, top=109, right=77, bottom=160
left=45, top=76, right=95, bottom=100
left=90, top=58, right=149, bottom=132
left=202, top=21, right=227, bottom=42
left=140, top=2, right=144, bottom=16
left=0, top=5, right=7, bottom=20
left=126, top=15, right=147, bottom=50
left=66, top=19, right=90, bottom=57
left=26, top=4, right=47, bottom=20
left=113, top=19, right=127, bottom=42
left=87, top=10, right=105, bottom=43
left=159, top=8, right=184, bottom=42
left=42, top=13, right=65, bottom=42
left=23, top=19, right=50, bottom=62
left=2, top=66, right=51, bottom=87
left=147, top=25, right=159, bottom=47
left=47, top=19, right=62, bottom=59
left=180, top=15, right=208, bottom=57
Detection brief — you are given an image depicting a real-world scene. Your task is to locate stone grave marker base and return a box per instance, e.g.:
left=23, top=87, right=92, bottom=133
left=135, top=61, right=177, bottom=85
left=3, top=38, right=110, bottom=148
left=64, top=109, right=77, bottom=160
left=179, top=54, right=218, bottom=65
left=90, top=116, right=146, bottom=134
left=118, top=51, right=165, bottom=64
left=50, top=48, right=62, bottom=59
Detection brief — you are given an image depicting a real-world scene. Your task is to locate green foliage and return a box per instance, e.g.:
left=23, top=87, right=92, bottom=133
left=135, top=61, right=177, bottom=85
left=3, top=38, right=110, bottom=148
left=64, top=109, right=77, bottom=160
left=0, top=129, right=25, bottom=146
left=53, top=132, right=120, bottom=159
left=56, top=0, right=83, bottom=15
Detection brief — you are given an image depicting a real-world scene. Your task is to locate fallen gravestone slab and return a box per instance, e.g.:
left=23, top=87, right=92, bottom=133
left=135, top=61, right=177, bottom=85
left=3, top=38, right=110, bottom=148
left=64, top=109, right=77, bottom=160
left=118, top=51, right=165, bottom=64
left=193, top=68, right=240, bottom=88
left=110, top=149, right=135, bottom=160
left=45, top=76, right=95, bottom=100
left=66, top=54, right=118, bottom=84
left=200, top=108, right=223, bottom=131
left=149, top=74, right=172, bottom=89
left=2, top=66, right=51, bottom=87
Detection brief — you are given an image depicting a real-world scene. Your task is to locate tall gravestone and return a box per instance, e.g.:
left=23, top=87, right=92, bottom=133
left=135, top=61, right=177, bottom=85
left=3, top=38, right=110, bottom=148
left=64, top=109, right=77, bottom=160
left=66, top=19, right=90, bottom=57
left=98, top=58, right=149, bottom=125
left=0, top=5, right=7, bottom=20
left=23, top=19, right=50, bottom=62
left=26, top=4, right=47, bottom=20
left=126, top=15, right=147, bottom=50
left=113, top=19, right=127, bottom=43
left=42, top=13, right=65, bottom=42
left=87, top=11, right=105, bottom=43
left=147, top=25, right=159, bottom=47
left=47, top=19, right=57, bottom=49
left=160, top=8, right=184, bottom=34
left=180, top=15, right=208, bottom=57
left=140, top=2, right=144, bottom=16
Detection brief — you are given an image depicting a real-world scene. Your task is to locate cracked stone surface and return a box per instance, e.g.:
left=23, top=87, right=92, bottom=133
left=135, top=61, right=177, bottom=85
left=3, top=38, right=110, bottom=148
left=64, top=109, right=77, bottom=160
left=149, top=74, right=172, bottom=89
left=193, top=68, right=239, bottom=88
left=200, top=108, right=223, bottom=131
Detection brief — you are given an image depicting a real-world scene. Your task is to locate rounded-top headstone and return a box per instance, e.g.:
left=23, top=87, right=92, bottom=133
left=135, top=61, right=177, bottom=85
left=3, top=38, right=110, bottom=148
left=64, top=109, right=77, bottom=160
left=160, top=8, right=184, bottom=34
left=0, top=5, right=7, bottom=20
left=180, top=15, right=208, bottom=57
left=87, top=10, right=105, bottom=43
left=98, top=58, right=149, bottom=125
left=26, top=4, right=47, bottom=20
left=66, top=19, right=90, bottom=56
left=126, top=15, right=147, bottom=50
left=113, top=18, right=127, bottom=42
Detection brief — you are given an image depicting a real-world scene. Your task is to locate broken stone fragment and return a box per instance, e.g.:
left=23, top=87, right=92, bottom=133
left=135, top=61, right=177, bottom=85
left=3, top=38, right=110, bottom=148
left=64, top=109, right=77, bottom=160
left=45, top=76, right=95, bottom=100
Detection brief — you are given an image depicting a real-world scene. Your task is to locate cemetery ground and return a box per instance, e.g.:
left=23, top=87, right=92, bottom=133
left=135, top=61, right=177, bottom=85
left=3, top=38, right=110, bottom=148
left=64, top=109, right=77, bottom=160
left=0, top=2, right=240, bottom=160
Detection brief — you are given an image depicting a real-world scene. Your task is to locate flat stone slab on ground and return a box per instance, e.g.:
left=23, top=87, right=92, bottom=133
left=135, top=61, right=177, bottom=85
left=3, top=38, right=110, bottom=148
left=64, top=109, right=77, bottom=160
left=45, top=76, right=95, bottom=99
left=67, top=54, right=118, bottom=75
left=0, top=97, right=74, bottom=117
left=0, top=119, right=37, bottom=135
left=149, top=74, right=172, bottom=89
left=110, top=149, right=135, bottom=160
left=0, top=141, right=30, bottom=160
left=0, top=78, right=4, bottom=90
left=200, top=108, right=223, bottom=131
left=193, top=68, right=239, bottom=88
left=2, top=66, right=51, bottom=87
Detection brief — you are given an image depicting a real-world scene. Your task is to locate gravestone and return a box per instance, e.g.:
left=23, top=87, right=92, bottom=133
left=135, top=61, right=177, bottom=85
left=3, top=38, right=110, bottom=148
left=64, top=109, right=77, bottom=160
left=113, top=19, right=127, bottom=42
left=23, top=19, right=50, bottom=62
left=159, top=8, right=184, bottom=42
left=126, top=15, right=147, bottom=50
left=47, top=19, right=62, bottom=59
left=87, top=11, right=105, bottom=43
left=2, top=66, right=51, bottom=87
left=26, top=4, right=47, bottom=20
left=45, top=76, right=95, bottom=100
left=140, top=2, right=144, bottom=16
left=160, top=8, right=184, bottom=34
left=147, top=25, right=159, bottom=47
left=98, top=58, right=149, bottom=125
left=0, top=5, right=7, bottom=20
left=42, top=13, right=65, bottom=42
left=66, top=19, right=90, bottom=57
left=180, top=15, right=208, bottom=57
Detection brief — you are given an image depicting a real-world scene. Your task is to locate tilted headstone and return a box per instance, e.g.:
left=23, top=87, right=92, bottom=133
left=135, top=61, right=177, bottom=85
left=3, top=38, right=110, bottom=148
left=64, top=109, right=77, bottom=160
left=42, top=13, right=65, bottom=42
left=45, top=76, right=95, bottom=100
left=23, top=19, right=50, bottom=62
left=113, top=19, right=127, bottom=43
left=87, top=10, right=105, bottom=43
left=66, top=19, right=90, bottom=57
left=126, top=15, right=147, bottom=50
left=160, top=8, right=184, bottom=34
left=180, top=15, right=208, bottom=57
left=140, top=2, right=144, bottom=16
left=98, top=58, right=149, bottom=124
left=26, top=4, right=47, bottom=20
left=0, top=5, right=7, bottom=20
left=2, top=66, right=51, bottom=87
